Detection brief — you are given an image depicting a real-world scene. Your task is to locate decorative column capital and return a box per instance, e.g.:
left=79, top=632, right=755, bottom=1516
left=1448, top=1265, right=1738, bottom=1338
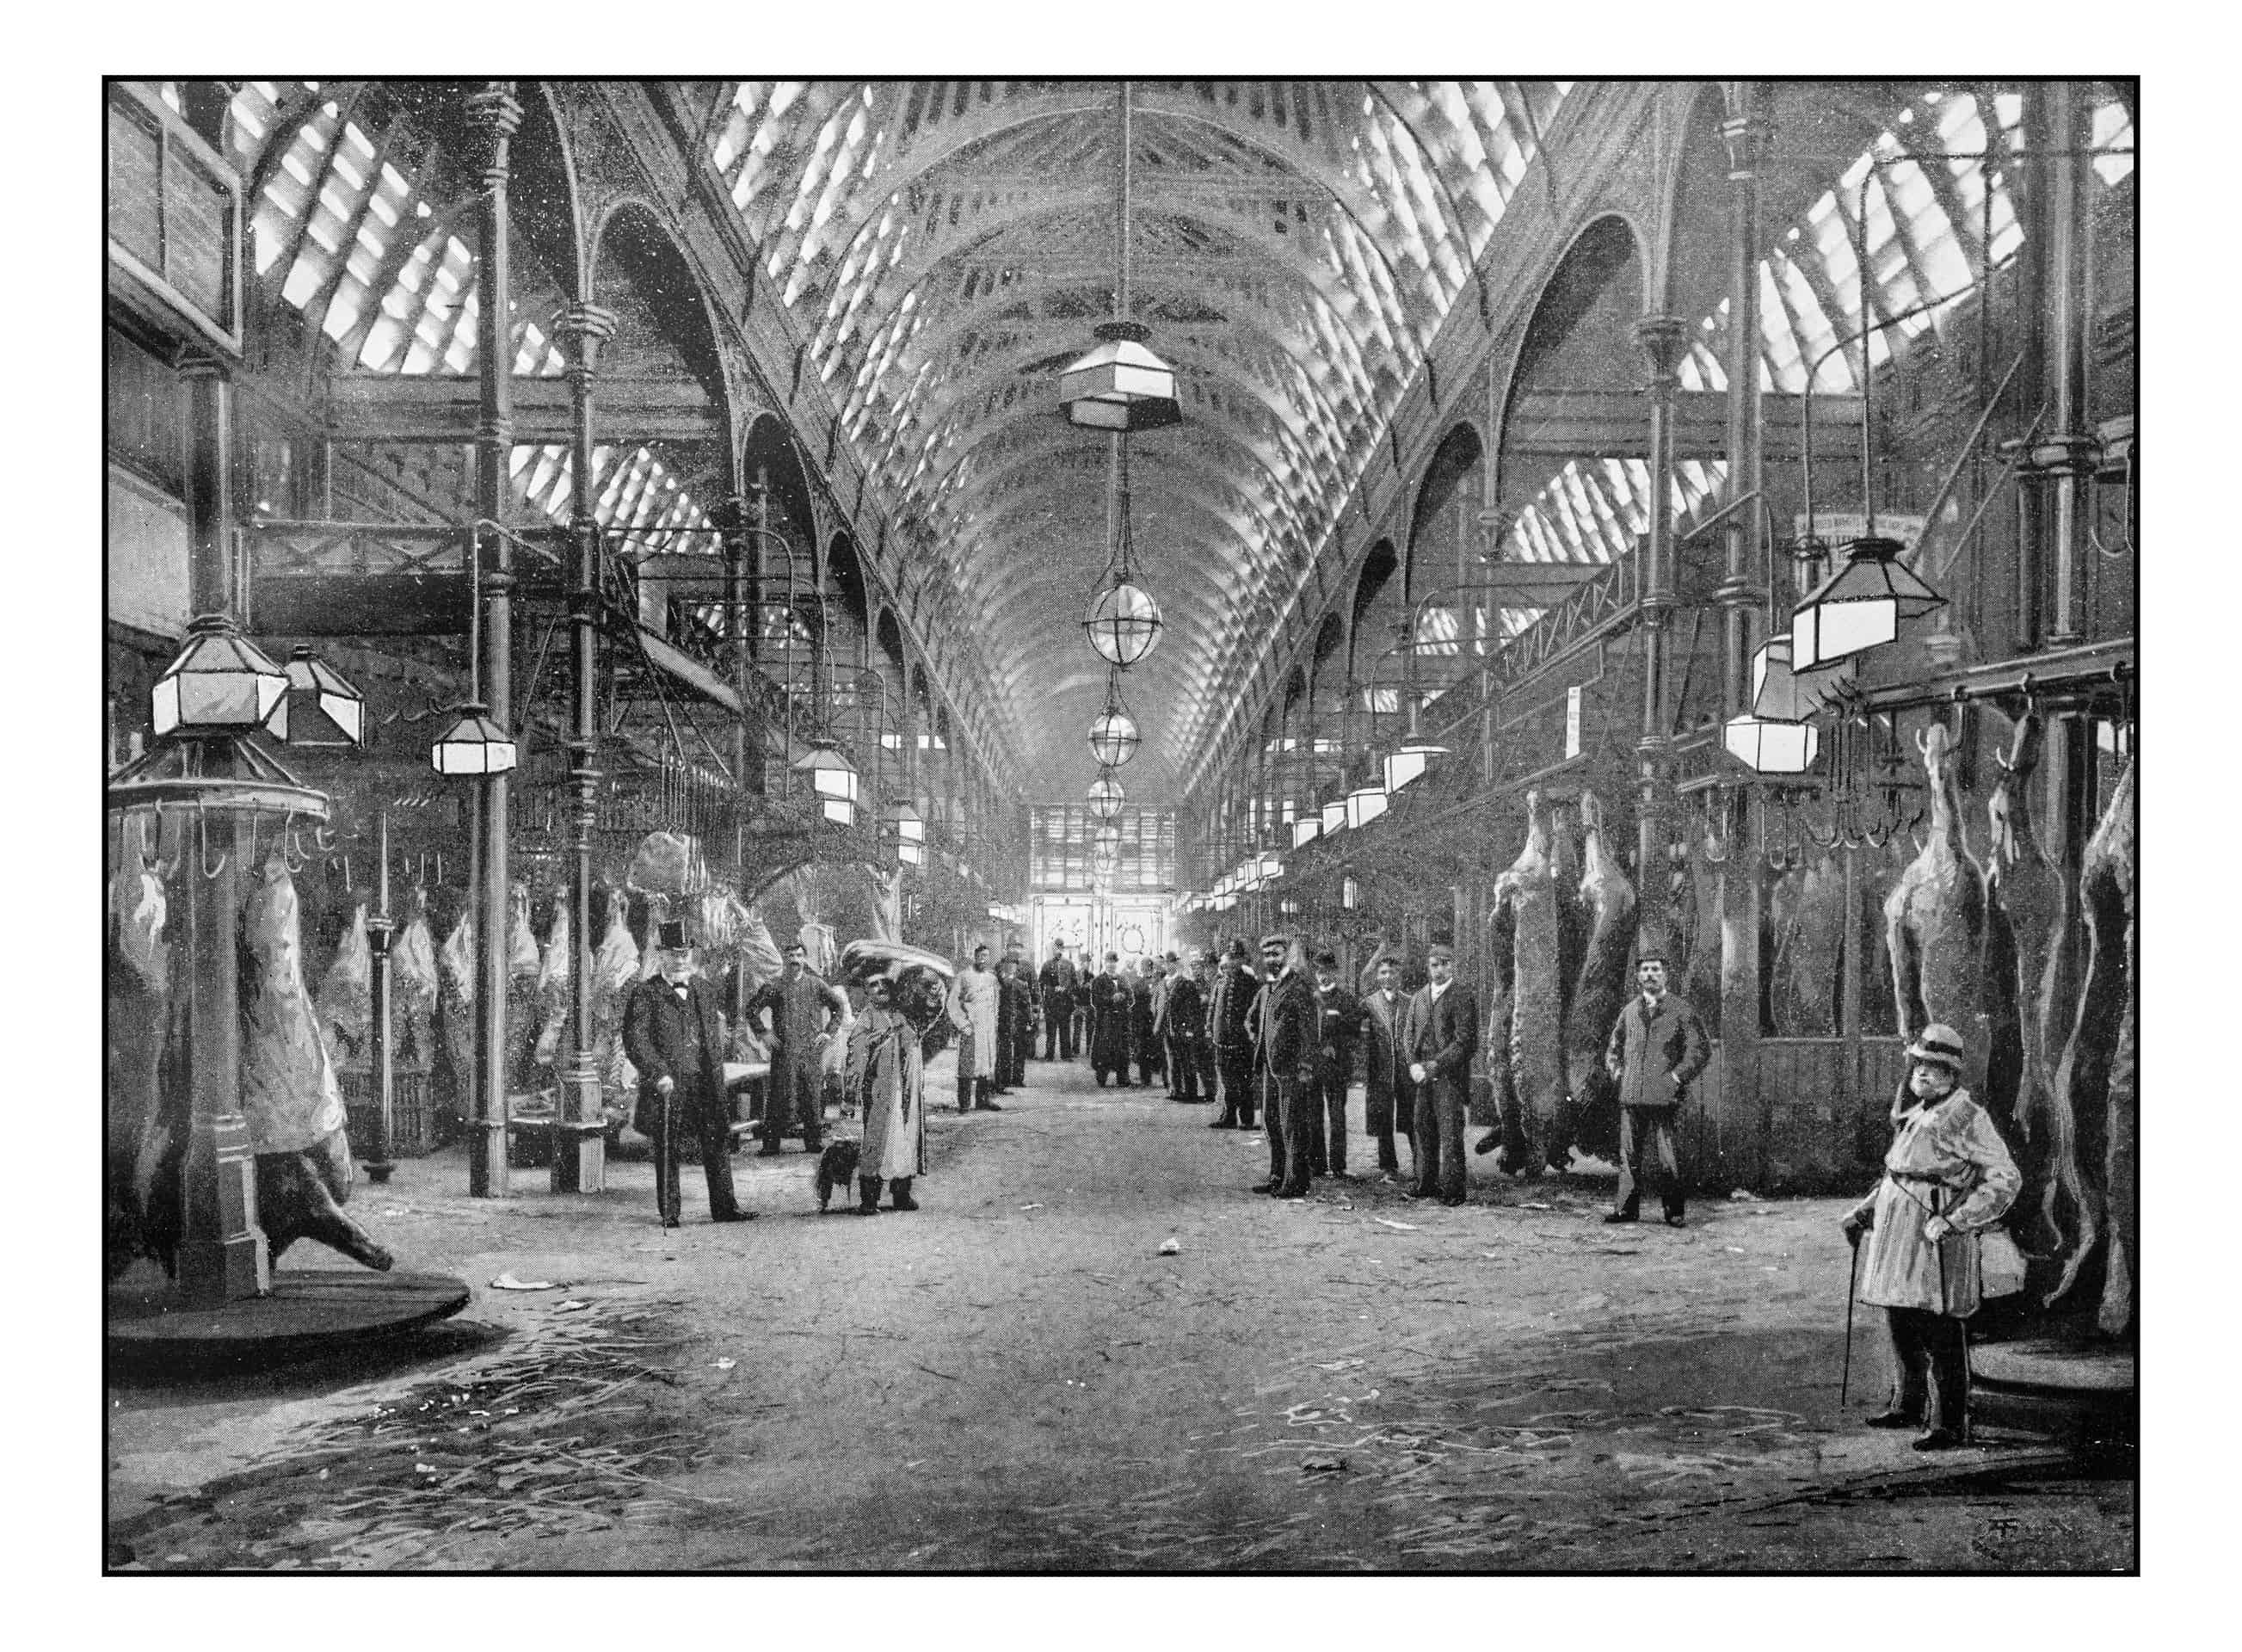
left=1634, top=314, right=1691, bottom=390
left=557, top=300, right=618, bottom=380
left=464, top=83, right=524, bottom=141
left=1719, top=109, right=1773, bottom=179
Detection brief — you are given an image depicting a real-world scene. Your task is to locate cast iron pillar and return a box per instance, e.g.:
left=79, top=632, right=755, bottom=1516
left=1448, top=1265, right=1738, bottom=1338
left=467, top=81, right=521, bottom=1199
left=364, top=807, right=397, bottom=1185
left=172, top=354, right=271, bottom=1304
left=553, top=298, right=616, bottom=1194
left=1633, top=313, right=1690, bottom=946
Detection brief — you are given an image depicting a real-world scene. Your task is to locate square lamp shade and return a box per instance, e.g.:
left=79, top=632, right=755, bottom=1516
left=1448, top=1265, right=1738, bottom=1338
left=1291, top=816, right=1321, bottom=849
left=883, top=799, right=924, bottom=841
left=1383, top=740, right=1449, bottom=794
left=1321, top=798, right=1349, bottom=836
left=151, top=621, right=287, bottom=738
left=898, top=840, right=926, bottom=868
left=794, top=743, right=860, bottom=821
left=1060, top=322, right=1182, bottom=431
left=283, top=645, right=366, bottom=748
left=1346, top=784, right=1389, bottom=830
left=1256, top=851, right=1284, bottom=884
left=1752, top=634, right=1855, bottom=722
left=1724, top=712, right=1820, bottom=774
left=1792, top=537, right=1947, bottom=671
left=430, top=703, right=518, bottom=776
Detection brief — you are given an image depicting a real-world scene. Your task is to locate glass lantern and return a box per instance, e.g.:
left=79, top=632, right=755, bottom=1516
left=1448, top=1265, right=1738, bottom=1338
left=282, top=644, right=368, bottom=749
left=151, top=617, right=288, bottom=739
left=1060, top=321, right=1182, bottom=431
left=1088, top=705, right=1141, bottom=767
left=430, top=703, right=518, bottom=776
left=1086, top=774, right=1125, bottom=819
left=1792, top=537, right=1948, bottom=671
left=1083, top=579, right=1163, bottom=668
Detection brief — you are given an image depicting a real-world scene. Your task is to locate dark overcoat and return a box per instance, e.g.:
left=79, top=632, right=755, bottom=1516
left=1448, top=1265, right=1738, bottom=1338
left=1603, top=992, right=1710, bottom=1111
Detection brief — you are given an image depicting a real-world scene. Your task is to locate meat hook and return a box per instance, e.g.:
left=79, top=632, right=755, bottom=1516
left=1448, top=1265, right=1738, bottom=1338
left=196, top=800, right=229, bottom=880
left=311, top=822, right=341, bottom=854
left=281, top=812, right=309, bottom=872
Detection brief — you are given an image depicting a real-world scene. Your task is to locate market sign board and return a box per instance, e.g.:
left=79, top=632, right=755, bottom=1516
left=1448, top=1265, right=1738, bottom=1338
left=108, top=83, right=243, bottom=357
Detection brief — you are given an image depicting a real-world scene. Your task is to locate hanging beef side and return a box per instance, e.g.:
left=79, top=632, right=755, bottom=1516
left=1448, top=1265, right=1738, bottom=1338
left=504, top=880, right=540, bottom=1085
left=588, top=886, right=642, bottom=1107
left=239, top=854, right=391, bottom=1271
left=1776, top=853, right=1845, bottom=1039
left=2048, top=758, right=2134, bottom=1331
left=317, top=895, right=373, bottom=1066
left=392, top=885, right=440, bottom=1071
left=1682, top=819, right=1724, bottom=1035
left=1883, top=723, right=1990, bottom=1090
left=1496, top=790, right=1566, bottom=1175
left=1983, top=713, right=2085, bottom=1278
left=530, top=898, right=572, bottom=1070
left=438, top=904, right=477, bottom=1126
left=108, top=814, right=179, bottom=1279
left=1564, top=789, right=1636, bottom=1164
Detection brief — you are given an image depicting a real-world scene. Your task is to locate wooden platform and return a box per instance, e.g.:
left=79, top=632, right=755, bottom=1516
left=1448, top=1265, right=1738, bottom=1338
left=107, top=1270, right=471, bottom=1376
left=1971, top=1335, right=2135, bottom=1456
left=1973, top=1336, right=2135, bottom=1394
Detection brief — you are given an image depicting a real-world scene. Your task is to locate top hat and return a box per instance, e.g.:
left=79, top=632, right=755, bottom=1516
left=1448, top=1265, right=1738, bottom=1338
left=1223, top=940, right=1249, bottom=961
left=655, top=919, right=690, bottom=952
left=1905, top=1024, right=1968, bottom=1071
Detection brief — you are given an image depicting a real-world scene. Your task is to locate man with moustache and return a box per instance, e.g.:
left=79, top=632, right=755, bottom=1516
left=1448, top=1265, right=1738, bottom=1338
left=624, top=921, right=755, bottom=1227
left=1360, top=952, right=1416, bottom=1180
left=1205, top=940, right=1260, bottom=1129
left=1249, top=934, right=1318, bottom=1200
left=1401, top=943, right=1479, bottom=1205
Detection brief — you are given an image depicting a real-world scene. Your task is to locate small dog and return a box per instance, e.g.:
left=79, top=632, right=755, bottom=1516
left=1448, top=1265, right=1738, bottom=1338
left=813, top=1140, right=862, bottom=1212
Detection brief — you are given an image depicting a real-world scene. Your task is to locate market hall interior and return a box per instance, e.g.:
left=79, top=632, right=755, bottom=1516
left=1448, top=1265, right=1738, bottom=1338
left=104, top=77, right=2136, bottom=1573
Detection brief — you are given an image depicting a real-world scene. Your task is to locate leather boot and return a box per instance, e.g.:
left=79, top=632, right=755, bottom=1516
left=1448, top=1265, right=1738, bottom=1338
left=856, top=1174, right=884, bottom=1216
left=975, top=1078, right=1002, bottom=1111
left=890, top=1178, right=919, bottom=1212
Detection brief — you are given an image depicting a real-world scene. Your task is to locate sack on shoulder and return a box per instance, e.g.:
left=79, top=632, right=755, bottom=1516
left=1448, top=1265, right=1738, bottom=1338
left=1979, top=1225, right=2028, bottom=1298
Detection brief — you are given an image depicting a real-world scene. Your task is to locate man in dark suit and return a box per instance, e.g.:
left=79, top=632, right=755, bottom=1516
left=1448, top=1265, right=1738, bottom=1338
left=624, top=921, right=755, bottom=1228
left=1249, top=934, right=1318, bottom=1199
left=1603, top=946, right=1710, bottom=1228
left=1206, top=940, right=1259, bottom=1129
left=743, top=938, right=850, bottom=1155
left=1401, top=942, right=1479, bottom=1205
left=1088, top=952, right=1134, bottom=1086
left=1309, top=951, right=1364, bottom=1178
left=1163, top=952, right=1208, bottom=1102
left=1360, top=952, right=1414, bottom=1179
left=1038, top=940, right=1079, bottom=1061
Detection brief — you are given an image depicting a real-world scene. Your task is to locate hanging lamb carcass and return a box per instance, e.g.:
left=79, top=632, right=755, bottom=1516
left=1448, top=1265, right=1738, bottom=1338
left=391, top=885, right=440, bottom=1071
left=317, top=894, right=374, bottom=1066
left=438, top=903, right=477, bottom=1125
left=1681, top=817, right=1725, bottom=1034
left=503, top=880, right=541, bottom=1083
left=238, top=853, right=392, bottom=1271
left=530, top=898, right=572, bottom=1070
left=1883, top=722, right=1991, bottom=1095
left=1563, top=789, right=1636, bottom=1165
left=588, top=886, right=641, bottom=1108
left=108, top=812, right=179, bottom=1279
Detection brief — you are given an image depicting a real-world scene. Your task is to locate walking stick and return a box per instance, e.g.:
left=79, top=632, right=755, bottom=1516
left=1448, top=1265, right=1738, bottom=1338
left=1839, top=1235, right=1861, bottom=1411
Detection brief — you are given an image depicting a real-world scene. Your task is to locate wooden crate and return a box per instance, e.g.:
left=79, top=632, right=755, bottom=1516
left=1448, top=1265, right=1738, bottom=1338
left=341, top=1064, right=437, bottom=1159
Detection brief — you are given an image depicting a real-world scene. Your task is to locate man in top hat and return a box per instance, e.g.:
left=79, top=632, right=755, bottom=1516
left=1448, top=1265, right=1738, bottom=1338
left=1088, top=951, right=1135, bottom=1086
left=994, top=952, right=1035, bottom=1094
left=1206, top=940, right=1259, bottom=1128
left=945, top=943, right=1004, bottom=1113
left=1038, top=939, right=1080, bottom=1061
left=1250, top=934, right=1319, bottom=1199
left=1130, top=955, right=1165, bottom=1088
left=1401, top=942, right=1479, bottom=1205
left=1602, top=942, right=1710, bottom=1228
left=744, top=937, right=851, bottom=1156
left=624, top=921, right=755, bottom=1227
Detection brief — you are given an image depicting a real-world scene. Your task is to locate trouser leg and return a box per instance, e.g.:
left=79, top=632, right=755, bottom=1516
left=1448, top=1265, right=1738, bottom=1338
left=1615, top=1106, right=1646, bottom=1217
left=1320, top=1070, right=1348, bottom=1174
left=1884, top=1308, right=1934, bottom=1420
left=651, top=1098, right=681, bottom=1224
left=694, top=1097, right=742, bottom=1217
left=1411, top=1082, right=1439, bottom=1195
left=1648, top=1109, right=1682, bottom=1217
left=1261, top=1072, right=1286, bottom=1179
left=797, top=1061, right=823, bottom=1149
left=1366, top=1084, right=1399, bottom=1171
left=1923, top=1312, right=1971, bottom=1435
left=958, top=1058, right=974, bottom=1113
left=1436, top=1081, right=1466, bottom=1200
left=1280, top=1075, right=1314, bottom=1193
left=759, top=1065, right=791, bottom=1150
left=1233, top=1057, right=1258, bottom=1126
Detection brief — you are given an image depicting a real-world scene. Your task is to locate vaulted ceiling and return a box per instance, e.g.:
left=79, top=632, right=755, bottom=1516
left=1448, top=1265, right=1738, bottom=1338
left=701, top=80, right=1571, bottom=801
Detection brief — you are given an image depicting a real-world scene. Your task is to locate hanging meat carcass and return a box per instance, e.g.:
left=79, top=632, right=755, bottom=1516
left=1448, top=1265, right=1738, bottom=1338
left=1550, top=801, right=1588, bottom=1031
left=439, top=903, right=477, bottom=1125
left=1681, top=817, right=1725, bottom=1035
left=392, top=885, right=440, bottom=1071
left=1883, top=722, right=1990, bottom=1090
left=108, top=812, right=178, bottom=1279
left=2048, top=757, right=2134, bottom=1332
left=734, top=903, right=785, bottom=994
left=1983, top=713, right=2084, bottom=1274
left=530, top=898, right=572, bottom=1070
left=1563, top=790, right=1636, bottom=1165
left=504, top=880, right=540, bottom=1083
left=1490, top=790, right=1567, bottom=1176
left=239, top=853, right=392, bottom=1271
left=317, top=895, right=373, bottom=1066
left=1773, top=852, right=1845, bottom=1038
left=588, top=886, right=641, bottom=1108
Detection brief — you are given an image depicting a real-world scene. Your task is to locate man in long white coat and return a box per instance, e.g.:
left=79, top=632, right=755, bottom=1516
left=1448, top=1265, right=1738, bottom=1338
left=945, top=943, right=1004, bottom=1113
left=845, top=974, right=925, bottom=1214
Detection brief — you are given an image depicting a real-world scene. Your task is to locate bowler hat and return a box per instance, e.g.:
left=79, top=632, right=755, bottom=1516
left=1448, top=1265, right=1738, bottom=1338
left=1313, top=950, right=1339, bottom=970
left=656, top=919, right=690, bottom=952
left=1905, top=1024, right=1968, bottom=1071
left=1259, top=933, right=1291, bottom=951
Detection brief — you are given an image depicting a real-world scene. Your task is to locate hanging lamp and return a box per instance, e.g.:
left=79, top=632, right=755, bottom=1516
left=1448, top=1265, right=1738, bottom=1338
left=1086, top=771, right=1125, bottom=820
left=1072, top=80, right=1169, bottom=670
left=1087, top=668, right=1142, bottom=767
